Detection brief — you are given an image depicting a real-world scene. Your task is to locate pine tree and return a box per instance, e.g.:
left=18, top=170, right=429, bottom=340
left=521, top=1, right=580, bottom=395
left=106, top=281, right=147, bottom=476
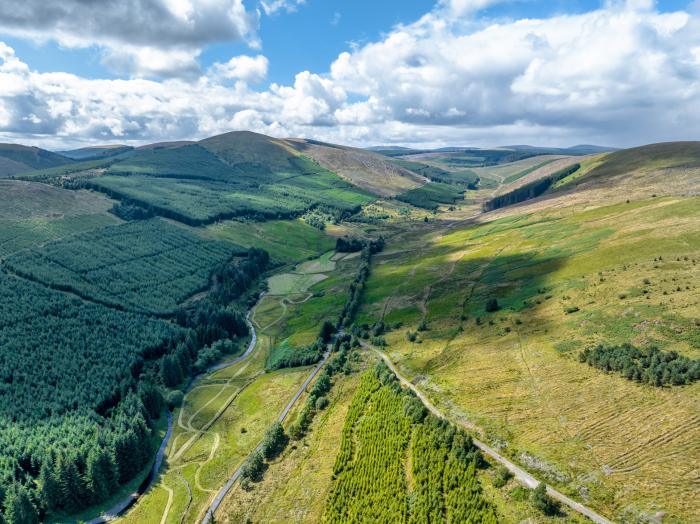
left=160, top=355, right=181, bottom=388
left=56, top=456, right=86, bottom=514
left=3, top=484, right=39, bottom=524
left=85, top=446, right=118, bottom=504
left=38, top=459, right=61, bottom=513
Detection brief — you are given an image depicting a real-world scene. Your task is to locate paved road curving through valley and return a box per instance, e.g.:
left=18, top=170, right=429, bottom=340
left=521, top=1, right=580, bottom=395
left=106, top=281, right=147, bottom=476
left=87, top=310, right=260, bottom=524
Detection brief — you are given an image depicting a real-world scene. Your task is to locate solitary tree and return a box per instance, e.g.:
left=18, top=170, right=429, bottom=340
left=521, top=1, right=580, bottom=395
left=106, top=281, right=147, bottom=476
left=531, top=483, right=560, bottom=516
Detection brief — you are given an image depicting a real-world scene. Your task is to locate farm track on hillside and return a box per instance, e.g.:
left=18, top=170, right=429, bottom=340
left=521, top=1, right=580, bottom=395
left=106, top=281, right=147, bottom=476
left=368, top=345, right=614, bottom=524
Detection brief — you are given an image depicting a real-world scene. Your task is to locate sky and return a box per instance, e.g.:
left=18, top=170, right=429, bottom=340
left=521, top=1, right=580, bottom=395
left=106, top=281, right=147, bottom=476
left=0, top=0, right=698, bottom=149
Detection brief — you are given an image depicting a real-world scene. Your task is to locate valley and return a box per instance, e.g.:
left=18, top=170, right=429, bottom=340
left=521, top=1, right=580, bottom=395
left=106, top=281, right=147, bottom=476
left=0, top=134, right=697, bottom=524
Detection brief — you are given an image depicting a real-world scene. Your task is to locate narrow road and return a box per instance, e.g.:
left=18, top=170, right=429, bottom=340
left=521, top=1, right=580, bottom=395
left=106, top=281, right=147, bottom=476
left=87, top=412, right=173, bottom=524
left=87, top=309, right=261, bottom=524
left=201, top=348, right=332, bottom=524
left=370, top=347, right=614, bottom=524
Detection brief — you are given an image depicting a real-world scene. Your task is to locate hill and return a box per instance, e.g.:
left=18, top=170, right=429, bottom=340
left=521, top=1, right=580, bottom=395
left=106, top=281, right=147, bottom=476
left=23, top=131, right=375, bottom=225
left=0, top=143, right=72, bottom=177
left=59, top=145, right=134, bottom=160
left=346, top=141, right=700, bottom=522
left=285, top=138, right=426, bottom=196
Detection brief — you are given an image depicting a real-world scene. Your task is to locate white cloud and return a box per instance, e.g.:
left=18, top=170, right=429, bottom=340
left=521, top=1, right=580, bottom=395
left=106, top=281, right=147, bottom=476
left=0, top=0, right=257, bottom=78
left=2, top=2, right=700, bottom=149
left=210, top=55, right=269, bottom=83
left=260, top=0, right=306, bottom=16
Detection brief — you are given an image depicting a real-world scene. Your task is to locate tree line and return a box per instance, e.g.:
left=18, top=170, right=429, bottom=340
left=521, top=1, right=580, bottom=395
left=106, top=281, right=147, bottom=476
left=483, top=163, right=580, bottom=211
left=579, top=343, right=700, bottom=386
left=0, top=245, right=270, bottom=523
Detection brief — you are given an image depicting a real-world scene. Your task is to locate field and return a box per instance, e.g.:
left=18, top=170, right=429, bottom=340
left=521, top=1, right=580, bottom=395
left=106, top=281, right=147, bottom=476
left=0, top=180, right=119, bottom=257
left=396, top=182, right=465, bottom=210
left=471, top=155, right=568, bottom=188
left=206, top=219, right=335, bottom=263
left=357, top=188, right=700, bottom=521
left=119, top=337, right=312, bottom=524
left=4, top=218, right=240, bottom=315
left=257, top=252, right=360, bottom=355
left=215, top=365, right=364, bottom=523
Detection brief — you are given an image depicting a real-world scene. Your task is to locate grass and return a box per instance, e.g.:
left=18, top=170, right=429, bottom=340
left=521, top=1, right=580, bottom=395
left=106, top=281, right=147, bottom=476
left=120, top=334, right=312, bottom=524
left=267, top=272, right=328, bottom=296
left=296, top=250, right=336, bottom=273
left=214, top=360, right=364, bottom=523
left=356, top=193, right=700, bottom=522
left=121, top=237, right=349, bottom=524
left=206, top=219, right=335, bottom=263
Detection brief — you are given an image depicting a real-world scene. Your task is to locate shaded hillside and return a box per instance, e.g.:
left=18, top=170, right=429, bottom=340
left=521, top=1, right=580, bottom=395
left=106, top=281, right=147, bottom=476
left=0, top=143, right=72, bottom=177
left=24, top=131, right=374, bottom=225
left=59, top=145, right=134, bottom=160
left=285, top=138, right=426, bottom=197
left=483, top=142, right=700, bottom=213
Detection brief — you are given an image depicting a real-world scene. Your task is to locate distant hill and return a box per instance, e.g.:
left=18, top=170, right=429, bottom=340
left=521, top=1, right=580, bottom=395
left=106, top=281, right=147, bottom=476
left=200, top=131, right=299, bottom=173
left=502, top=144, right=617, bottom=155
left=59, top=145, right=134, bottom=161
left=0, top=144, right=72, bottom=177
left=286, top=138, right=425, bottom=196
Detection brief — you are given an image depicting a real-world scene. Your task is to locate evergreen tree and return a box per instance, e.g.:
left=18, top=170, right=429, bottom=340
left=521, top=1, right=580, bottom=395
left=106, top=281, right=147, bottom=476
left=160, top=355, right=181, bottom=388
left=38, top=460, right=61, bottom=513
left=85, top=446, right=118, bottom=504
left=532, top=483, right=560, bottom=516
left=261, top=422, right=288, bottom=460
left=3, top=484, right=38, bottom=524
left=114, top=430, right=141, bottom=484
left=55, top=456, right=85, bottom=514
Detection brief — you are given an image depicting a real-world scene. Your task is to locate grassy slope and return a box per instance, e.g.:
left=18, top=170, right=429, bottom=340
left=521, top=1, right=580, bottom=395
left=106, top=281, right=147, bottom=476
left=0, top=143, right=72, bottom=174
left=206, top=219, right=335, bottom=263
left=215, top=361, right=365, bottom=523
left=285, top=139, right=425, bottom=197
left=0, top=180, right=119, bottom=258
left=354, top=146, right=700, bottom=522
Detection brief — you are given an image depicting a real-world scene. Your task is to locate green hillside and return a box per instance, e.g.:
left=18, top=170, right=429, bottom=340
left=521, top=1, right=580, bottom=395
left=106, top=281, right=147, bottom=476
left=0, top=143, right=73, bottom=177
left=59, top=145, right=134, bottom=160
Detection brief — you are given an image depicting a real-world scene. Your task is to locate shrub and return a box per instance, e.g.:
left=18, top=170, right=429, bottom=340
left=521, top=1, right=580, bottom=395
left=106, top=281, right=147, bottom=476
left=316, top=396, right=329, bottom=410
left=485, top=298, right=500, bottom=312
left=492, top=465, right=513, bottom=488
left=531, top=483, right=560, bottom=516
left=261, top=422, right=288, bottom=460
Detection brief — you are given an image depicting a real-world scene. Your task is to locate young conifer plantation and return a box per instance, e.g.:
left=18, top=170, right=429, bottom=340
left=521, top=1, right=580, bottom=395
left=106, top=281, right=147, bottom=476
left=323, top=363, right=497, bottom=523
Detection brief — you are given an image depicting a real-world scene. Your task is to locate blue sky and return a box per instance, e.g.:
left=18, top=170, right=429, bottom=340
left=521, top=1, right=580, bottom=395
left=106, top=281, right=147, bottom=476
left=0, top=0, right=698, bottom=148
left=5, top=0, right=693, bottom=85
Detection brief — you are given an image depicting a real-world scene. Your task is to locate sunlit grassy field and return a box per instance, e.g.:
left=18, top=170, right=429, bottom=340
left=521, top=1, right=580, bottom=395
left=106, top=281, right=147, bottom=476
left=206, top=219, right=334, bottom=263
left=357, top=194, right=700, bottom=522
left=215, top=360, right=365, bottom=523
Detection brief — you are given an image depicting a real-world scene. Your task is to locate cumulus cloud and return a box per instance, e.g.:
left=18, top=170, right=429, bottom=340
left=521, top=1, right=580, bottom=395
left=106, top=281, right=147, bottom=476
left=2, top=1, right=700, bottom=148
left=210, top=55, right=269, bottom=83
left=0, top=0, right=257, bottom=78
